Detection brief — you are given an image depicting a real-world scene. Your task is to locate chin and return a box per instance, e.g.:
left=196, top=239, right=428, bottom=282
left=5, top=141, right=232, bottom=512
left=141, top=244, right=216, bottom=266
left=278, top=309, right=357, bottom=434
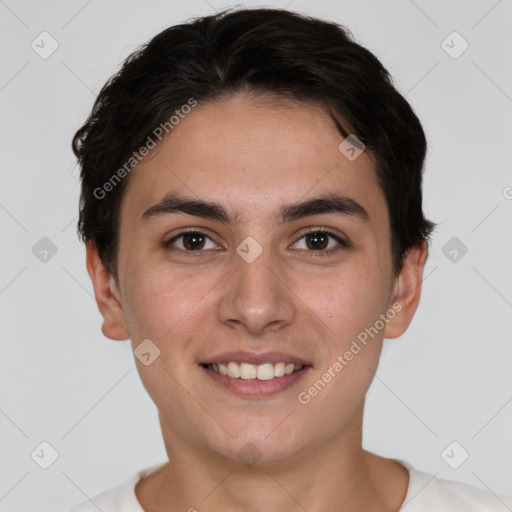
left=210, top=426, right=306, bottom=468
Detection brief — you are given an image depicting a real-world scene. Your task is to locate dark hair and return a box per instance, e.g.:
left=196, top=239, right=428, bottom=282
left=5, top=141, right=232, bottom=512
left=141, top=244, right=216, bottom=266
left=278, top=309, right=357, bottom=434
left=73, top=7, right=436, bottom=279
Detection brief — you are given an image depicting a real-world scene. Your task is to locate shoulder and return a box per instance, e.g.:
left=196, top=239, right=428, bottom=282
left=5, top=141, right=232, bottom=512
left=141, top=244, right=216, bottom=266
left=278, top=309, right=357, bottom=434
left=397, top=459, right=512, bottom=511
left=69, top=485, right=120, bottom=512
left=68, top=463, right=167, bottom=512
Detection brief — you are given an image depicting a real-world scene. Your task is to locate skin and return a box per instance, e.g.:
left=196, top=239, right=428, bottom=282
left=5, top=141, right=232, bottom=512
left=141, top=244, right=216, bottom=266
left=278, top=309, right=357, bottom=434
left=86, top=93, right=428, bottom=512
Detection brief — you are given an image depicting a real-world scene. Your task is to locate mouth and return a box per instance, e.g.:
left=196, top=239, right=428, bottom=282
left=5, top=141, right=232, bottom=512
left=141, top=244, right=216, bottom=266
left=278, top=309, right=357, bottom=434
left=201, top=361, right=305, bottom=381
left=199, top=352, right=312, bottom=398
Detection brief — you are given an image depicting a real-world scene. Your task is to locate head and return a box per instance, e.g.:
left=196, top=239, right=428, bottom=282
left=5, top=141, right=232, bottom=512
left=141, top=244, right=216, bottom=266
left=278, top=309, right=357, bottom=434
left=74, top=8, right=436, bottom=465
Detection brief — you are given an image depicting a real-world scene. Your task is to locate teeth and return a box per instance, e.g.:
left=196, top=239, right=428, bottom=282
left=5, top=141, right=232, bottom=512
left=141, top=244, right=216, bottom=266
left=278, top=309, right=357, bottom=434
left=206, top=361, right=305, bottom=380
left=274, top=362, right=285, bottom=377
left=257, top=363, right=274, bottom=381
left=227, top=362, right=240, bottom=378
left=240, top=363, right=257, bottom=379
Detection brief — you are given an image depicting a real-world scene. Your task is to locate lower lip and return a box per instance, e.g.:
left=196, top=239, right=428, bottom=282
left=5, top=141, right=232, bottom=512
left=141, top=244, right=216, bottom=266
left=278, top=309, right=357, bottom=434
left=199, top=365, right=312, bottom=398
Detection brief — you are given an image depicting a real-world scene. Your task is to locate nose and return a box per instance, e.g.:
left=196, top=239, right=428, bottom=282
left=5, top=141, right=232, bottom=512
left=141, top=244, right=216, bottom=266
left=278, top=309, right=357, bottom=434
left=216, top=243, right=296, bottom=335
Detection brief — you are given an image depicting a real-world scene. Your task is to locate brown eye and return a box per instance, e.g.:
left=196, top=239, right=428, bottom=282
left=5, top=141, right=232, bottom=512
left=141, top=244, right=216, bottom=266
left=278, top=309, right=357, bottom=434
left=164, top=231, right=217, bottom=252
left=304, top=231, right=330, bottom=250
left=292, top=230, right=347, bottom=257
left=182, top=232, right=206, bottom=250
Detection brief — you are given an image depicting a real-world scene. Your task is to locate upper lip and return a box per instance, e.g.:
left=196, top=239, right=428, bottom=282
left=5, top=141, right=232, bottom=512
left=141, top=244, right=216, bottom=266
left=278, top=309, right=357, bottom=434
left=200, top=351, right=311, bottom=366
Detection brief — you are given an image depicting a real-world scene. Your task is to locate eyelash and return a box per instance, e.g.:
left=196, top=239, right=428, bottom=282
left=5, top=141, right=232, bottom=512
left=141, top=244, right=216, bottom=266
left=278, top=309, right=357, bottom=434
left=162, top=228, right=347, bottom=258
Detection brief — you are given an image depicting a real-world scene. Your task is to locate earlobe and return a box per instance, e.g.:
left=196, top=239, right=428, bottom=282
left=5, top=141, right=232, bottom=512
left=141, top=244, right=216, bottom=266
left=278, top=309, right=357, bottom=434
left=383, top=241, right=428, bottom=340
left=85, top=241, right=130, bottom=341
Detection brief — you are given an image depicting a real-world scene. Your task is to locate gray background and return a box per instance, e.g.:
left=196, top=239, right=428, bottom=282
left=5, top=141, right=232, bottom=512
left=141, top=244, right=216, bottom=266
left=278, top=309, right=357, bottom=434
left=1, top=0, right=511, bottom=510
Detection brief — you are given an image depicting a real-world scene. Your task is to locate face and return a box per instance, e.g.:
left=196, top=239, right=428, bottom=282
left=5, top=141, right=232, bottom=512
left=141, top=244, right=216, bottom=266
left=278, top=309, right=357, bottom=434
left=88, top=93, right=426, bottom=465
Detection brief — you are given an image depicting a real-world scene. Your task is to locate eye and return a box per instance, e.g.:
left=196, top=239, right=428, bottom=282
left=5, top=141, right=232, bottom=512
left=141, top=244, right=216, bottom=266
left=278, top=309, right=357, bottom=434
left=162, top=228, right=347, bottom=258
left=291, top=229, right=347, bottom=256
left=163, top=230, right=218, bottom=253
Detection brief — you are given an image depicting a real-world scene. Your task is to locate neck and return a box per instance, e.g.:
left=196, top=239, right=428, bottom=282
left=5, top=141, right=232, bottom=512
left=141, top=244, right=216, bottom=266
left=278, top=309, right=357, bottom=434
left=135, top=405, right=409, bottom=512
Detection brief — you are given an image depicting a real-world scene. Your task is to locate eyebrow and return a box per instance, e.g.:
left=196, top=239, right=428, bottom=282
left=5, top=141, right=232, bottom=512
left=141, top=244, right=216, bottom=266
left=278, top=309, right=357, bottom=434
left=141, top=192, right=370, bottom=226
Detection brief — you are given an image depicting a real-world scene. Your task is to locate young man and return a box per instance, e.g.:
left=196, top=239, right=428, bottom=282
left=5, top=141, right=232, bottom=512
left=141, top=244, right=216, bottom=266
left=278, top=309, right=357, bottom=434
left=70, top=7, right=512, bottom=512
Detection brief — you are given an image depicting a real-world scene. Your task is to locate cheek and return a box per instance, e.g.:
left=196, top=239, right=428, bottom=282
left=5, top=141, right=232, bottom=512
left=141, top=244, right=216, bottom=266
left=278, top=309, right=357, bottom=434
left=122, top=265, right=215, bottom=340
left=121, top=269, right=209, bottom=417
left=296, top=263, right=389, bottom=340
left=294, top=263, right=389, bottom=400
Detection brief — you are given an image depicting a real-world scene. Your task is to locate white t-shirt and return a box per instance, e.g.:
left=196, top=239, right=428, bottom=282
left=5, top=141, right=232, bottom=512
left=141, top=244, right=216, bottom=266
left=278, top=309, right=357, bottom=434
left=70, top=459, right=512, bottom=511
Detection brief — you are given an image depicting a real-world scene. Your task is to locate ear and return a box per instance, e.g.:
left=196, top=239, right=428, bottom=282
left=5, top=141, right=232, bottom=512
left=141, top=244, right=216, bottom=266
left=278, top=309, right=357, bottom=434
left=85, top=241, right=130, bottom=341
left=383, top=240, right=428, bottom=339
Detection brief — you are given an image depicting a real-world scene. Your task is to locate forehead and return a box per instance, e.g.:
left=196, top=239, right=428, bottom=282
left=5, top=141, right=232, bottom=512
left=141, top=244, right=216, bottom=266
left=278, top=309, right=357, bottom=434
left=120, top=94, right=388, bottom=230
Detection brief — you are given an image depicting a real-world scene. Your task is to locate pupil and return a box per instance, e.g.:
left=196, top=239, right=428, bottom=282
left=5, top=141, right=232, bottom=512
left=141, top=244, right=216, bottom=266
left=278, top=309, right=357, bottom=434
left=182, top=233, right=329, bottom=251
left=184, top=233, right=205, bottom=250
left=307, top=232, right=328, bottom=250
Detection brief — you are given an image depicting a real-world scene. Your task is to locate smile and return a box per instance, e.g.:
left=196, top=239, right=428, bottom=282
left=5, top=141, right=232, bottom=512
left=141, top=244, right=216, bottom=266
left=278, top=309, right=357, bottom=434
left=203, top=362, right=304, bottom=380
